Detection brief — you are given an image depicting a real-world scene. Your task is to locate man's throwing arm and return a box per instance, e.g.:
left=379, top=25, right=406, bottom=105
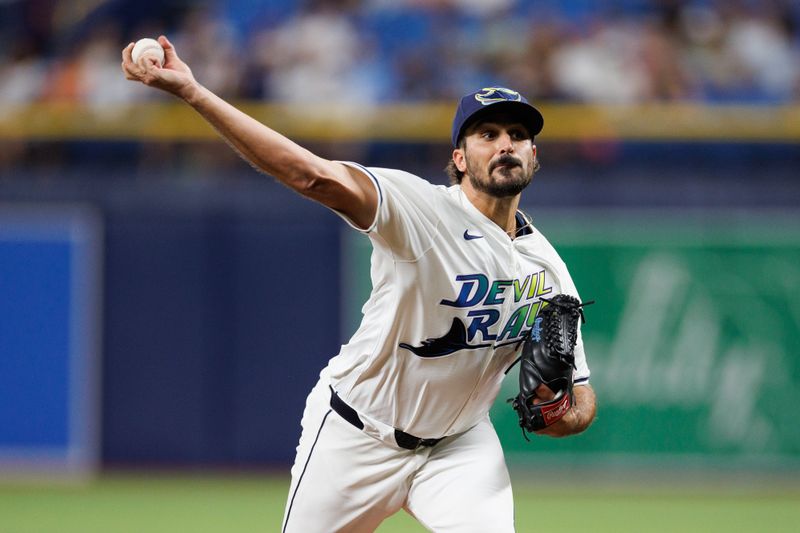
left=121, top=36, right=378, bottom=229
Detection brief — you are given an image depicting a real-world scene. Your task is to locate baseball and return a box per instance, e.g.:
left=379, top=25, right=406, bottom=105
left=131, top=38, right=165, bottom=66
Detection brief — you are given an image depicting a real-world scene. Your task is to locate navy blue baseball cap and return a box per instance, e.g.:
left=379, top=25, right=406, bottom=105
left=451, top=87, right=544, bottom=147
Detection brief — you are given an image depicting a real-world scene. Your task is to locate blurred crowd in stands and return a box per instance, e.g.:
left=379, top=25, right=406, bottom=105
left=1, top=0, right=799, bottom=108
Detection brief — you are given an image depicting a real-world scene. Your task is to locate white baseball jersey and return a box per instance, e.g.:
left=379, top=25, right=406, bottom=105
left=327, top=163, right=590, bottom=439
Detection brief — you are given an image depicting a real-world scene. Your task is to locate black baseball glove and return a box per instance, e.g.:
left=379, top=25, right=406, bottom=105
left=509, top=294, right=593, bottom=439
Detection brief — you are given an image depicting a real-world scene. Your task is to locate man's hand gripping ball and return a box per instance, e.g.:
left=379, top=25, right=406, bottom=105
left=509, top=294, right=593, bottom=439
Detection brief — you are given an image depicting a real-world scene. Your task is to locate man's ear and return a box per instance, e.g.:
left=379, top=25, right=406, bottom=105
left=453, top=148, right=467, bottom=173
left=531, top=144, right=537, bottom=158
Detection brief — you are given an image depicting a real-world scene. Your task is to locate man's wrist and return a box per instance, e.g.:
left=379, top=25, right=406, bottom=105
left=179, top=81, right=204, bottom=106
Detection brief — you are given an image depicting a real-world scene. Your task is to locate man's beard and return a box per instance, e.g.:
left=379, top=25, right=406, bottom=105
left=465, top=153, right=535, bottom=198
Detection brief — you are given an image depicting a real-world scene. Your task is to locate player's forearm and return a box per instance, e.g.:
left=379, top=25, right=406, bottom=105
left=538, top=384, right=596, bottom=438
left=180, top=82, right=330, bottom=191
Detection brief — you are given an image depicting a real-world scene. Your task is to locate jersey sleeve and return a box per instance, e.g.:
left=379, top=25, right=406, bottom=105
left=338, top=162, right=444, bottom=262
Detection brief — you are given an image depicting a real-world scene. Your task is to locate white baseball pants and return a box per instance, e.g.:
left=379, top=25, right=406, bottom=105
left=281, top=377, right=515, bottom=532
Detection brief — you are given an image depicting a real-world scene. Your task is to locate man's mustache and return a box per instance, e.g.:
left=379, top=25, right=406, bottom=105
left=490, top=154, right=522, bottom=173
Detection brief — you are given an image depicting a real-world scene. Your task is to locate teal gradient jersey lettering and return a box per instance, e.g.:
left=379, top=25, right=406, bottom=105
left=325, top=164, right=590, bottom=439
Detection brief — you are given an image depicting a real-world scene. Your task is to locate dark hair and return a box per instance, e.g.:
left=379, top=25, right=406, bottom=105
left=445, top=159, right=463, bottom=185
left=445, top=137, right=467, bottom=185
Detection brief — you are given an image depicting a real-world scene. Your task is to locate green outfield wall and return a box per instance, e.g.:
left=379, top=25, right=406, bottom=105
left=343, top=211, right=800, bottom=469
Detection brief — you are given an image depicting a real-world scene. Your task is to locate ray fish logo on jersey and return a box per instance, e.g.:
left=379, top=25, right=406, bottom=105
left=399, top=270, right=552, bottom=358
left=474, top=87, right=522, bottom=106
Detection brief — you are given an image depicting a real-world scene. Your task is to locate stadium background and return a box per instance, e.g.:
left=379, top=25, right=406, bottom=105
left=1, top=0, right=799, bottom=531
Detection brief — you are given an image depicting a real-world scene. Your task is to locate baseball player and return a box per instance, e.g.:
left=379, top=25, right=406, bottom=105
left=122, top=36, right=596, bottom=532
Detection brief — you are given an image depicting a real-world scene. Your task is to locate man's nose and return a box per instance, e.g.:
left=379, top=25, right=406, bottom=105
left=497, top=132, right=515, bottom=153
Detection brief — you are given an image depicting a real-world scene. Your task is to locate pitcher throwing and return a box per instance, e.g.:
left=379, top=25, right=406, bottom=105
left=122, top=36, right=597, bottom=532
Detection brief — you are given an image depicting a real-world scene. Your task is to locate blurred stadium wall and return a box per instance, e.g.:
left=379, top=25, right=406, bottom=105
left=1, top=0, right=799, bottom=479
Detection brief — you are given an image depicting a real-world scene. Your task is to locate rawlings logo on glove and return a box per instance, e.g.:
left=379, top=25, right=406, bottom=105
left=509, top=294, right=593, bottom=439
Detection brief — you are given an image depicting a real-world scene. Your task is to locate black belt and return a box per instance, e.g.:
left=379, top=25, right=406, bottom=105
left=329, top=386, right=444, bottom=450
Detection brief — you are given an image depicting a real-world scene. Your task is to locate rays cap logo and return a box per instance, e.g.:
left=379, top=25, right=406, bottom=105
left=451, top=87, right=544, bottom=147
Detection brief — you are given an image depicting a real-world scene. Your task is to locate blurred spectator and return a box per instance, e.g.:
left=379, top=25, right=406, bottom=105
left=252, top=0, right=385, bottom=104
left=677, top=3, right=746, bottom=100
left=638, top=19, right=691, bottom=100
left=74, top=22, right=143, bottom=112
left=170, top=5, right=245, bottom=100
left=0, top=38, right=47, bottom=108
left=550, top=19, right=652, bottom=103
left=724, top=4, right=799, bottom=101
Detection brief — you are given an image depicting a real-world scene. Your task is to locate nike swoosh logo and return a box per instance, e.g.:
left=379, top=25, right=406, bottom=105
left=463, top=230, right=484, bottom=240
